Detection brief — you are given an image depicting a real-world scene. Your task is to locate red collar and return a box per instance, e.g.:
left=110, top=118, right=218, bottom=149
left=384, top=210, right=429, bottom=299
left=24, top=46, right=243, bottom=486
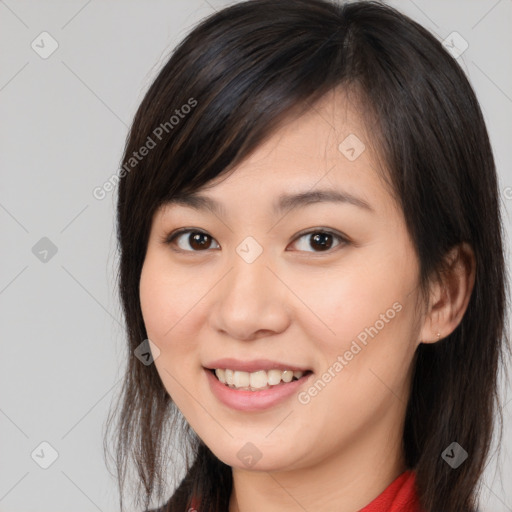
left=358, top=470, right=422, bottom=512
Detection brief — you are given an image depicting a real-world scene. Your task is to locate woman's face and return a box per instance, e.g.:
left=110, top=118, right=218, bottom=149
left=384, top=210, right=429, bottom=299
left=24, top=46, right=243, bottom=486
left=140, top=91, right=426, bottom=474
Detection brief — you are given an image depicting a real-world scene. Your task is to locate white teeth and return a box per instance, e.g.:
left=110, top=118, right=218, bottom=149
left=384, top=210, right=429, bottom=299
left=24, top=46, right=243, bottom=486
left=216, top=368, right=226, bottom=384
left=267, top=369, right=282, bottom=385
left=282, top=370, right=293, bottom=383
left=213, top=368, right=305, bottom=390
left=249, top=370, right=268, bottom=389
left=233, top=370, right=250, bottom=388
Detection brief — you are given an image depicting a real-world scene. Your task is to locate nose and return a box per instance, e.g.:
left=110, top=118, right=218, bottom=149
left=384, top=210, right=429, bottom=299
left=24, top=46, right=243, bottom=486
left=209, top=251, right=291, bottom=341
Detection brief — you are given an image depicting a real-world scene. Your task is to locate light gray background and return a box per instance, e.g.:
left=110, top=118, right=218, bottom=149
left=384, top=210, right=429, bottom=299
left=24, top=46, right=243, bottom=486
left=1, top=1, right=511, bottom=511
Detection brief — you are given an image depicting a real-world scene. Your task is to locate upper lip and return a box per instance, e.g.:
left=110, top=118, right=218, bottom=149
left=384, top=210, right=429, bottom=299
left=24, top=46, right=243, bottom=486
left=204, top=358, right=312, bottom=373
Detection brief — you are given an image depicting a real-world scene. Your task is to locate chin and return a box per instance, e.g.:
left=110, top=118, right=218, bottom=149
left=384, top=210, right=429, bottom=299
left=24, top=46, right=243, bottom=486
left=206, top=438, right=307, bottom=473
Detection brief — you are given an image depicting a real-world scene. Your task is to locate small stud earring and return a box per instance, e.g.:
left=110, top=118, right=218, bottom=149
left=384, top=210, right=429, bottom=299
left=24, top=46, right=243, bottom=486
left=419, top=332, right=442, bottom=344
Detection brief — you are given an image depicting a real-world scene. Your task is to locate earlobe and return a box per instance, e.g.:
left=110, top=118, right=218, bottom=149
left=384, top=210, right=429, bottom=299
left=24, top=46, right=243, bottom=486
left=418, top=242, right=476, bottom=344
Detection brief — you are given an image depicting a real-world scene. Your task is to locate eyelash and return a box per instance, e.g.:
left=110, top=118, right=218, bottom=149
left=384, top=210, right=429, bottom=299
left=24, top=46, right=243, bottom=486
left=163, top=227, right=350, bottom=254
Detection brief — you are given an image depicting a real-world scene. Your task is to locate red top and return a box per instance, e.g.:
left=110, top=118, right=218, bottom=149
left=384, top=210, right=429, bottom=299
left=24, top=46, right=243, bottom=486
left=359, top=470, right=422, bottom=512
left=189, top=469, right=422, bottom=511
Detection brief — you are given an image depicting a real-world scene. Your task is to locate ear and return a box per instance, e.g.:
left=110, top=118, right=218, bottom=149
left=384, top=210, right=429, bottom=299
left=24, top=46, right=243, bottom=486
left=418, top=242, right=476, bottom=344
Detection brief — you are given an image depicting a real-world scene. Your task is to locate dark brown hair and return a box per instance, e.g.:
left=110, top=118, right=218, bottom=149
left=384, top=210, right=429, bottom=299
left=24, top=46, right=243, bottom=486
left=104, top=1, right=511, bottom=511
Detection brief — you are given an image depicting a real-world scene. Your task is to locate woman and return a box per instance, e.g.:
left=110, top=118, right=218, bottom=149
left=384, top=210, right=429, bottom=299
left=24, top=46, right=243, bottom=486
left=104, top=1, right=510, bottom=511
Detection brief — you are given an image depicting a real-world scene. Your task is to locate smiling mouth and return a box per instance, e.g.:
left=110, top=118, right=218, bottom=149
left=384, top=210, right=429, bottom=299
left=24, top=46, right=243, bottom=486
left=209, top=368, right=313, bottom=391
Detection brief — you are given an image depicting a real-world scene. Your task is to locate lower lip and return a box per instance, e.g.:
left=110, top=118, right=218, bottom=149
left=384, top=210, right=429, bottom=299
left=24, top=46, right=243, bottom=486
left=205, top=368, right=312, bottom=412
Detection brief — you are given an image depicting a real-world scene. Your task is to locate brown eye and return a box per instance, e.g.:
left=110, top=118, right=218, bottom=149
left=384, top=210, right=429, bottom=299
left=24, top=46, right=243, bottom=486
left=290, top=230, right=347, bottom=253
left=168, top=230, right=220, bottom=252
left=310, top=232, right=334, bottom=251
left=166, top=228, right=348, bottom=254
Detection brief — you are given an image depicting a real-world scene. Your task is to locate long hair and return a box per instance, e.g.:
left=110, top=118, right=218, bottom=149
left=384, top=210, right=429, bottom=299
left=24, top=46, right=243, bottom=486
left=104, top=1, right=510, bottom=511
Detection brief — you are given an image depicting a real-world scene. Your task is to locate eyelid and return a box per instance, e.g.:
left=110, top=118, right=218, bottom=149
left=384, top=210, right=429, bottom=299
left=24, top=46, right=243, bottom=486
left=163, top=227, right=350, bottom=253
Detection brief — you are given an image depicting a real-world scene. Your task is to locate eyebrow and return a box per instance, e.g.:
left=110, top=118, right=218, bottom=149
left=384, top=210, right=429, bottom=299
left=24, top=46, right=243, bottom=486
left=166, top=188, right=374, bottom=216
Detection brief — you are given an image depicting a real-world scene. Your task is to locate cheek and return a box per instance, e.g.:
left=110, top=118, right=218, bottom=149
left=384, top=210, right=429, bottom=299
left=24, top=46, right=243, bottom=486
left=303, top=259, right=410, bottom=341
left=139, top=263, right=173, bottom=342
left=295, top=281, right=418, bottom=443
left=139, top=256, right=201, bottom=372
left=301, top=238, right=419, bottom=379
left=139, top=253, right=202, bottom=344
left=139, top=256, right=205, bottom=414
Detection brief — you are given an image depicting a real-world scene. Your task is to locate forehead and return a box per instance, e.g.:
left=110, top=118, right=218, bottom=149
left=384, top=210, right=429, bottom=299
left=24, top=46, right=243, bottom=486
left=160, top=89, right=397, bottom=219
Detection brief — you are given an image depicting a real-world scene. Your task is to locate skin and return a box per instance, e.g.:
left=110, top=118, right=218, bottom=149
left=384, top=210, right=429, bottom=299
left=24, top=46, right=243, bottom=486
left=139, top=89, right=475, bottom=512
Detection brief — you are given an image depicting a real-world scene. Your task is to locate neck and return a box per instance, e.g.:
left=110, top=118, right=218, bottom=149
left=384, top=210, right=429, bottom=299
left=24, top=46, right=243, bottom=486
left=228, top=418, right=407, bottom=512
